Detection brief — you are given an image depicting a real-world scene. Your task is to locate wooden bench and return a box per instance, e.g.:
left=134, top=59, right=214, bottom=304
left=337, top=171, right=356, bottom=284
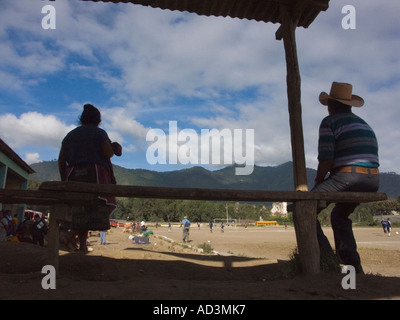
left=0, top=182, right=387, bottom=275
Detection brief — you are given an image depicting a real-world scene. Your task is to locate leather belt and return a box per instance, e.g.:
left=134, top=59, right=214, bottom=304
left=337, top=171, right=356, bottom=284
left=335, top=166, right=379, bottom=175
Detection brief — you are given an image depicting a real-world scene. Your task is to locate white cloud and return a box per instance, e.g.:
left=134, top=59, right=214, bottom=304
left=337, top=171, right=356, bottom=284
left=0, top=112, right=75, bottom=149
left=113, top=15, right=282, bottom=102
left=100, top=107, right=151, bottom=154
left=25, top=152, right=42, bottom=165
left=190, top=96, right=292, bottom=167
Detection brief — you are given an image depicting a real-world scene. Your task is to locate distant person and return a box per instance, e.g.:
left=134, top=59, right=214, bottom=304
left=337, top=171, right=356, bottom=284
left=386, top=218, right=392, bottom=237
left=58, top=104, right=122, bottom=253
left=12, top=213, right=19, bottom=235
left=0, top=211, right=8, bottom=242
left=16, top=212, right=34, bottom=243
left=181, top=216, right=190, bottom=242
left=32, top=214, right=48, bottom=247
left=380, top=218, right=388, bottom=234
left=100, top=230, right=107, bottom=244
left=4, top=210, right=15, bottom=236
left=209, top=221, right=213, bottom=233
left=312, top=82, right=379, bottom=274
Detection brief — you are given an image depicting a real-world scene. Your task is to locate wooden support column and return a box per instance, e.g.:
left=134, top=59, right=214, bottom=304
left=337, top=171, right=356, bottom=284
left=47, top=204, right=72, bottom=276
left=279, top=3, right=320, bottom=273
left=279, top=3, right=308, bottom=192
left=293, top=200, right=320, bottom=274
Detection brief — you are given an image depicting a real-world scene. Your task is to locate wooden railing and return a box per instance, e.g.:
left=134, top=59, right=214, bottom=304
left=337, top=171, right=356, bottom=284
left=0, top=181, right=387, bottom=275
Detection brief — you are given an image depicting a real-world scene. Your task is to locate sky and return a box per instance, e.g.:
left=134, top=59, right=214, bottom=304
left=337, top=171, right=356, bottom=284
left=1, top=0, right=400, bottom=178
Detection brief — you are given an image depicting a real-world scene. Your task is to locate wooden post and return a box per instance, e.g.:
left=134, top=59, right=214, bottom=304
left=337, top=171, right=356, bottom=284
left=279, top=3, right=320, bottom=273
left=293, top=200, right=320, bottom=273
left=47, top=204, right=72, bottom=276
left=47, top=206, right=60, bottom=275
left=280, top=4, right=308, bottom=192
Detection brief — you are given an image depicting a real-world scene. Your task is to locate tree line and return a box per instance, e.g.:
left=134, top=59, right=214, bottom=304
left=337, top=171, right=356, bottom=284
left=114, top=198, right=282, bottom=224
left=114, top=198, right=400, bottom=226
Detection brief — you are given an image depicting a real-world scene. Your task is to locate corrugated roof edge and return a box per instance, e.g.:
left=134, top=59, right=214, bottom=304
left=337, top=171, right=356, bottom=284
left=80, top=0, right=329, bottom=28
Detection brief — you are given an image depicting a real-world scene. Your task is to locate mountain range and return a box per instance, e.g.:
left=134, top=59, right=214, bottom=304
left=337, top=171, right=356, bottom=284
left=29, top=161, right=400, bottom=200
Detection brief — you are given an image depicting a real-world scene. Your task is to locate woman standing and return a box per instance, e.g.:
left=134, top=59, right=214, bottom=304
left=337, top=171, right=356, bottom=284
left=58, top=104, right=121, bottom=252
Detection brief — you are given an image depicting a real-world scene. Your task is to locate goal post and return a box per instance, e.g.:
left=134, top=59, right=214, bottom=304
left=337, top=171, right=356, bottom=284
left=213, top=218, right=237, bottom=225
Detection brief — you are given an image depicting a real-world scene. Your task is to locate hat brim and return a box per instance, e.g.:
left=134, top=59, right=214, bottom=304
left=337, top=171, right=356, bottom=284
left=319, top=92, right=364, bottom=107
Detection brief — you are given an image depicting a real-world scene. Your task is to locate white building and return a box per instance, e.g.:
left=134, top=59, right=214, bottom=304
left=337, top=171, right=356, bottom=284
left=271, top=202, right=288, bottom=217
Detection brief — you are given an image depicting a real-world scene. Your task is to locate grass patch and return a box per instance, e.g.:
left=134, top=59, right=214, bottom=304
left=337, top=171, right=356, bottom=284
left=198, top=242, right=214, bottom=254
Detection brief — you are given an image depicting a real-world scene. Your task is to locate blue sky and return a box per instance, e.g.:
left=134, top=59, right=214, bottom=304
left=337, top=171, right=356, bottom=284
left=1, top=0, right=400, bottom=178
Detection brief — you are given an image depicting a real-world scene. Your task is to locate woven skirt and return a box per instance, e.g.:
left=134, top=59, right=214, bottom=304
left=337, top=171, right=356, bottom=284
left=62, top=163, right=117, bottom=231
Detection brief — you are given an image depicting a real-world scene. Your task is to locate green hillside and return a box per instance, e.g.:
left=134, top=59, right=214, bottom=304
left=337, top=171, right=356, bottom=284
left=29, top=161, right=400, bottom=199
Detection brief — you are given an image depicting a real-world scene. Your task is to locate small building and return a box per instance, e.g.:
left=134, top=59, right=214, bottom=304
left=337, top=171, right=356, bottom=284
left=0, top=138, right=35, bottom=220
left=271, top=202, right=288, bottom=217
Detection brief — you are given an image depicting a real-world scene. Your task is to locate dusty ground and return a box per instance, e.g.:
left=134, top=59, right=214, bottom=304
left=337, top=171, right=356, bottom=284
left=1, top=224, right=399, bottom=301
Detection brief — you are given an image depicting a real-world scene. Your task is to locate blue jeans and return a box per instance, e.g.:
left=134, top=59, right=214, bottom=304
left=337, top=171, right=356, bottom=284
left=311, top=168, right=379, bottom=268
left=100, top=231, right=106, bottom=244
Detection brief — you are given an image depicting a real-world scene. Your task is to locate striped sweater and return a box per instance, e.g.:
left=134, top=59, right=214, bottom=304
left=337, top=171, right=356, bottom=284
left=317, top=109, right=379, bottom=169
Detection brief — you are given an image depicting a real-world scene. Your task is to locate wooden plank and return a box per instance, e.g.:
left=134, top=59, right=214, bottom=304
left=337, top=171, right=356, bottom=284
left=39, top=181, right=387, bottom=203
left=0, top=188, right=97, bottom=205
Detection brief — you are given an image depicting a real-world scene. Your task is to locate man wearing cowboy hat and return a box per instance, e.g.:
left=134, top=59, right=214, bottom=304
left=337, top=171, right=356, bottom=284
left=312, top=82, right=379, bottom=274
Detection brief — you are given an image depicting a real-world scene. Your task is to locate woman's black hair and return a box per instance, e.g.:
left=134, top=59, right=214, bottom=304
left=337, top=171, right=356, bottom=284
left=79, top=104, right=101, bottom=126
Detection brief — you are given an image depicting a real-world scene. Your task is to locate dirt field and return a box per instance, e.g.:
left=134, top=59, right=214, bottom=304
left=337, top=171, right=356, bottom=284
left=1, top=224, right=400, bottom=301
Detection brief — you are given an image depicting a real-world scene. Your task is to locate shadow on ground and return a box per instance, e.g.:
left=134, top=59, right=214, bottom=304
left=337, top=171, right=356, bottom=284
left=1, top=241, right=400, bottom=300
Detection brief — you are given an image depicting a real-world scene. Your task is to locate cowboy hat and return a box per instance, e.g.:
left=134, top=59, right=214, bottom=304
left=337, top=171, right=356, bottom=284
left=319, top=82, right=364, bottom=107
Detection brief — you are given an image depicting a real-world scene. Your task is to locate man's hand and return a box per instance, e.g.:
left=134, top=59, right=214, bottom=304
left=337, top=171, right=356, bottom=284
left=315, top=160, right=334, bottom=185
